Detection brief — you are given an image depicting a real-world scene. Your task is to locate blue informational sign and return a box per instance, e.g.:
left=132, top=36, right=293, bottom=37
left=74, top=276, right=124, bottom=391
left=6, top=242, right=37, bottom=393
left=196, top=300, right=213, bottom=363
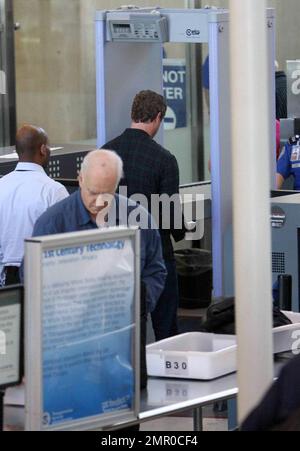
left=163, top=59, right=187, bottom=130
left=42, top=239, right=135, bottom=427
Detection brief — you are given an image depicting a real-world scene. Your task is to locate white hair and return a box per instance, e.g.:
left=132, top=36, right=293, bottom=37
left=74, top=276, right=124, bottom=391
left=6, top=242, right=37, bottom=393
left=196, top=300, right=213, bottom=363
left=81, top=149, right=124, bottom=187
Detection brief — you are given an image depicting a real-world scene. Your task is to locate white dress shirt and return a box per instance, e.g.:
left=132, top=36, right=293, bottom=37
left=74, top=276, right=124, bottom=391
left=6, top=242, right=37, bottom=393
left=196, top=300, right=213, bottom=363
left=0, top=162, right=69, bottom=273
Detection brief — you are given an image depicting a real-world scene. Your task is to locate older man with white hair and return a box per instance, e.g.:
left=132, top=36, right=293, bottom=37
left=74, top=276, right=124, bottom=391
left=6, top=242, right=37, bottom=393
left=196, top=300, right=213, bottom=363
left=32, top=149, right=167, bottom=315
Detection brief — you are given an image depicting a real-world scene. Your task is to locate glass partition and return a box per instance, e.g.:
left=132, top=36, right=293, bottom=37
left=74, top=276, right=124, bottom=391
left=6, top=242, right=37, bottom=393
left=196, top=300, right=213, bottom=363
left=0, top=0, right=16, bottom=146
left=10, top=0, right=300, bottom=184
left=163, top=42, right=204, bottom=184
left=13, top=0, right=207, bottom=184
left=0, top=1, right=4, bottom=146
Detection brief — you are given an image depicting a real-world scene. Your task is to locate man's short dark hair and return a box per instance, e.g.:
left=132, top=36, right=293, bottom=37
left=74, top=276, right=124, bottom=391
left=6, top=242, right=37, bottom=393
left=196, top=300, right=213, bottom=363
left=131, top=90, right=167, bottom=123
left=16, top=125, right=48, bottom=157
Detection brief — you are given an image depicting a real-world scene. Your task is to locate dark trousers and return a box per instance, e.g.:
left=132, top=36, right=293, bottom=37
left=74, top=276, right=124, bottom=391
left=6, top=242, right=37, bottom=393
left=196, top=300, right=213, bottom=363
left=151, top=259, right=179, bottom=342
left=4, top=266, right=20, bottom=286
left=140, top=282, right=148, bottom=390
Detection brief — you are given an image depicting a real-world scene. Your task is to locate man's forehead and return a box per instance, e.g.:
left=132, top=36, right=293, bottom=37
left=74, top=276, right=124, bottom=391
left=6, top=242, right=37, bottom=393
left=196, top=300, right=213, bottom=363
left=86, top=160, right=113, bottom=173
left=84, top=172, right=115, bottom=192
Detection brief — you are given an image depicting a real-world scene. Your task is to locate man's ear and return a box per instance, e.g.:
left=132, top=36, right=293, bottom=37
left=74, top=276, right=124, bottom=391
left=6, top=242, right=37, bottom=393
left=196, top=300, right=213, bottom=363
left=78, top=172, right=83, bottom=188
left=40, top=144, right=47, bottom=157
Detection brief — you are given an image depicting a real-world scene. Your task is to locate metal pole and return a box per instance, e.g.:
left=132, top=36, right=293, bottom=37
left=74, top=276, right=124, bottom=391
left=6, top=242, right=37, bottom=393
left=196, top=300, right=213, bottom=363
left=193, top=407, right=203, bottom=432
left=0, top=390, right=4, bottom=431
left=0, top=0, right=17, bottom=146
left=229, top=0, right=274, bottom=424
left=186, top=0, right=205, bottom=184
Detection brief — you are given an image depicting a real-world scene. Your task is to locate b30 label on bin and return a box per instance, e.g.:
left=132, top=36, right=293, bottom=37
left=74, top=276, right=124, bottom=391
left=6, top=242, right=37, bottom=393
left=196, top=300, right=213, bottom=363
left=165, top=357, right=189, bottom=377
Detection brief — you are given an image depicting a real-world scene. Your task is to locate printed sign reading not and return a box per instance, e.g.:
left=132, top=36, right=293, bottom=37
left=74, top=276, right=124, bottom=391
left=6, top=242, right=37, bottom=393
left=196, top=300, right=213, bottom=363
left=163, top=59, right=187, bottom=130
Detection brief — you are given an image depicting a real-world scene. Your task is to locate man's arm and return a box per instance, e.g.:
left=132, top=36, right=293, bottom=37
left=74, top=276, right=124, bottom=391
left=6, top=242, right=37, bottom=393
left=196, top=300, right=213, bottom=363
left=20, top=212, right=59, bottom=283
left=140, top=227, right=167, bottom=313
left=276, top=143, right=291, bottom=188
left=32, top=210, right=62, bottom=238
left=49, top=183, right=69, bottom=205
left=159, top=155, right=187, bottom=242
left=19, top=207, right=66, bottom=283
left=276, top=173, right=285, bottom=189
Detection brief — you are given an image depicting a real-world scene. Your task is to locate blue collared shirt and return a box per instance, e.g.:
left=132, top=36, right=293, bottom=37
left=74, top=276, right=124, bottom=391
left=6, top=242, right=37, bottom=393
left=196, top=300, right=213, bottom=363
left=32, top=190, right=167, bottom=313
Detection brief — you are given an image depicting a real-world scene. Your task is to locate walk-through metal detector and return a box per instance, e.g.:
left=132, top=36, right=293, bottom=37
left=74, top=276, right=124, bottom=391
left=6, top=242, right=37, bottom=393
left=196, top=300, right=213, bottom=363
left=95, top=7, right=276, bottom=298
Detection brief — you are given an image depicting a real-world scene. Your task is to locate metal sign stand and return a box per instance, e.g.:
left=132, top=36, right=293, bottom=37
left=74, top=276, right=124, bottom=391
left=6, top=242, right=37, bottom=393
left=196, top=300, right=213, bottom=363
left=0, top=390, right=4, bottom=431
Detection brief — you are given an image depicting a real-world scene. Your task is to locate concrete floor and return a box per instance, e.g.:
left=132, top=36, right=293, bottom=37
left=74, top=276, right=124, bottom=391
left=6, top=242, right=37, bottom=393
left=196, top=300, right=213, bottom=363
left=141, top=416, right=228, bottom=432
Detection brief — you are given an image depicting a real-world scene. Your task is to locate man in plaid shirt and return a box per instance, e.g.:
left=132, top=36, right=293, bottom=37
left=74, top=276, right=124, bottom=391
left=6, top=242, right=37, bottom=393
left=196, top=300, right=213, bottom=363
left=104, top=90, right=187, bottom=341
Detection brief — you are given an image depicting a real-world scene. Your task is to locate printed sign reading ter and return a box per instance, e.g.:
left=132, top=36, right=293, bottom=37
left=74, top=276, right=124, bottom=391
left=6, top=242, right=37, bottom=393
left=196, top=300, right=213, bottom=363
left=0, top=287, right=23, bottom=388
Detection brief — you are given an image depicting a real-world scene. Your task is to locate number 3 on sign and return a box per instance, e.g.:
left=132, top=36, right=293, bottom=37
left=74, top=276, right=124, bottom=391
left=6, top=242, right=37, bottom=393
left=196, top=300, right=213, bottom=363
left=165, top=357, right=188, bottom=377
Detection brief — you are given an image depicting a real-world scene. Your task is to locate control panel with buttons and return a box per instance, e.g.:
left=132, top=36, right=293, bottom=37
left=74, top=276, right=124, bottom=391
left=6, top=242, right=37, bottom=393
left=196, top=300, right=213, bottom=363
left=108, top=12, right=169, bottom=43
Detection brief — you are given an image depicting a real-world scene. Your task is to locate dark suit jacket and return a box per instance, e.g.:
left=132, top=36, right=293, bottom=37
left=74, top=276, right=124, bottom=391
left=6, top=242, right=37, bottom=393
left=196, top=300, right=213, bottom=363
left=104, top=128, right=186, bottom=260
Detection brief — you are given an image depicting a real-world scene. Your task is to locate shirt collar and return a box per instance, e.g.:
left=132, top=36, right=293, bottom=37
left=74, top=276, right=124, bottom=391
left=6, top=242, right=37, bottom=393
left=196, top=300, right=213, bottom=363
left=15, top=162, right=45, bottom=173
left=76, top=190, right=94, bottom=226
left=124, top=128, right=150, bottom=139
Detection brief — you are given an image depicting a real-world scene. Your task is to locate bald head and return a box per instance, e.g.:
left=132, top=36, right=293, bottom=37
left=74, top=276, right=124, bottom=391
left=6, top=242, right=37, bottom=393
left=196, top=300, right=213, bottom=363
left=16, top=125, right=50, bottom=166
left=79, top=150, right=124, bottom=221
left=81, top=149, right=123, bottom=187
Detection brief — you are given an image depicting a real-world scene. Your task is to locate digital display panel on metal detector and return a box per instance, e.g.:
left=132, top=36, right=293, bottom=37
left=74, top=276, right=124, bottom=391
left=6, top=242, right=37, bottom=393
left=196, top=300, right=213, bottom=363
left=0, top=286, right=23, bottom=389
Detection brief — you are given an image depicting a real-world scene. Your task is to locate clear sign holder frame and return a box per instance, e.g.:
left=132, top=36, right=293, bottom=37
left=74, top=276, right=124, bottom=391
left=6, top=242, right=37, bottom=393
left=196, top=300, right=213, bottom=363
left=25, top=227, right=140, bottom=431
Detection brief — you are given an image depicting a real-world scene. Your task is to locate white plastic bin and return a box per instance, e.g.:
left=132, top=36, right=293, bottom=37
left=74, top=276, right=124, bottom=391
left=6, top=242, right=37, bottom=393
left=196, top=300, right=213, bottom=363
left=146, top=332, right=237, bottom=380
left=273, top=311, right=300, bottom=354
left=146, top=312, right=300, bottom=381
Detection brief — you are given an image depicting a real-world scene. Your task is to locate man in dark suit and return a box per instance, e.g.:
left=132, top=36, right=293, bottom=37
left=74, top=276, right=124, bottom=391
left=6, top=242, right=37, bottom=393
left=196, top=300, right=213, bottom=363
left=104, top=90, right=187, bottom=341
